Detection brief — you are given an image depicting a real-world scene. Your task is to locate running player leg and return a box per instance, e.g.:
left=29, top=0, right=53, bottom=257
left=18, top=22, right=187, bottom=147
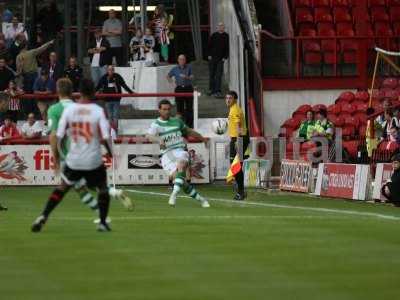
left=74, top=179, right=99, bottom=211
left=31, top=180, right=71, bottom=232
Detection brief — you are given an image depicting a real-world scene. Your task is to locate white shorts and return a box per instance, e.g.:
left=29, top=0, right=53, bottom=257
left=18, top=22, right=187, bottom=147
left=161, top=148, right=189, bottom=176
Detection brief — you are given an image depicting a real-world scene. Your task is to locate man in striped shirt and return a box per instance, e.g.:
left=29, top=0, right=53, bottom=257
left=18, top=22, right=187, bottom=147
left=146, top=99, right=210, bottom=207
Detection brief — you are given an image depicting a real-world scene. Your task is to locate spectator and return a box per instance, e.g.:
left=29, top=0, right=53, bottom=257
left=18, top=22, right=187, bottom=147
left=4, top=80, right=23, bottom=122
left=167, top=54, right=194, bottom=127
left=102, top=9, right=123, bottom=66
left=96, top=65, right=133, bottom=129
left=8, top=33, right=26, bottom=71
left=0, top=38, right=11, bottom=63
left=88, top=28, right=110, bottom=85
left=21, top=112, right=42, bottom=139
left=64, top=56, right=83, bottom=92
left=375, top=99, right=392, bottom=127
left=0, top=114, right=21, bottom=141
left=43, top=51, right=64, bottom=82
left=16, top=39, right=54, bottom=93
left=208, top=23, right=229, bottom=98
left=4, top=16, right=28, bottom=46
left=33, top=69, right=56, bottom=121
left=142, top=28, right=155, bottom=61
left=381, top=110, right=399, bottom=140
left=129, top=29, right=145, bottom=61
left=381, top=153, right=400, bottom=206
left=0, top=2, right=13, bottom=23
left=0, top=58, right=14, bottom=91
left=152, top=4, right=169, bottom=53
left=159, top=19, right=170, bottom=63
left=298, top=110, right=315, bottom=141
left=37, top=0, right=63, bottom=42
left=312, top=109, right=334, bottom=141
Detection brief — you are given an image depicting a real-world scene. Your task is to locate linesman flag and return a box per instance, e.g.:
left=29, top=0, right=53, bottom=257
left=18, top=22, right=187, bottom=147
left=366, top=119, right=378, bottom=157
left=226, top=154, right=242, bottom=183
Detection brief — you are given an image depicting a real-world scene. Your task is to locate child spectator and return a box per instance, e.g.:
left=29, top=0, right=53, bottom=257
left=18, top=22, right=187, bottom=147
left=129, top=29, right=145, bottom=61
left=21, top=113, right=42, bottom=139
left=159, top=19, right=170, bottom=62
left=4, top=80, right=23, bottom=122
left=0, top=114, right=21, bottom=142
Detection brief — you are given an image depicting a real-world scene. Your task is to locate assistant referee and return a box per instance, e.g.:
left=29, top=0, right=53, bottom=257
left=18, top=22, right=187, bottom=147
left=226, top=91, right=249, bottom=200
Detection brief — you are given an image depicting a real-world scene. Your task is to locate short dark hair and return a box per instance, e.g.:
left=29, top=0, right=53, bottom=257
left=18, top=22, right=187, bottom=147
left=158, top=99, right=172, bottom=109
left=318, top=109, right=327, bottom=118
left=79, top=78, right=95, bottom=98
left=227, top=90, right=238, bottom=100
left=392, top=153, right=400, bottom=162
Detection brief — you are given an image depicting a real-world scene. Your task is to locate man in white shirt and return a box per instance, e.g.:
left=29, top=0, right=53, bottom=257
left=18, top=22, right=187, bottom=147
left=21, top=113, right=42, bottom=139
left=88, top=29, right=110, bottom=85
left=31, top=79, right=113, bottom=233
left=4, top=16, right=28, bottom=46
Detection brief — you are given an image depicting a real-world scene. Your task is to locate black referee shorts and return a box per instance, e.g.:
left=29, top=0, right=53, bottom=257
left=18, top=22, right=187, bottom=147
left=229, top=135, right=250, bottom=163
left=61, top=164, right=108, bottom=189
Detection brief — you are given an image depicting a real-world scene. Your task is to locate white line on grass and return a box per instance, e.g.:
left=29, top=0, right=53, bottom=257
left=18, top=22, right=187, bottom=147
left=126, top=189, right=400, bottom=221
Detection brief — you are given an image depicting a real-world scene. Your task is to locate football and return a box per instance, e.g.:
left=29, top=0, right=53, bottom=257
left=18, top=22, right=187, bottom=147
left=211, top=119, right=228, bottom=135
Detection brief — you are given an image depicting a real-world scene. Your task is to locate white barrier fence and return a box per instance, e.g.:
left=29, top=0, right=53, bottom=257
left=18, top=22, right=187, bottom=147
left=0, top=143, right=210, bottom=186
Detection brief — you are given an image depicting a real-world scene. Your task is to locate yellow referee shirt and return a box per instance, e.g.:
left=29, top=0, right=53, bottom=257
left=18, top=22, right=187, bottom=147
left=228, top=103, right=247, bottom=138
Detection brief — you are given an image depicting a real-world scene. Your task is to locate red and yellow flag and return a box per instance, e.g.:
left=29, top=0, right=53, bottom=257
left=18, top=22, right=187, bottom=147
left=226, top=154, right=242, bottom=183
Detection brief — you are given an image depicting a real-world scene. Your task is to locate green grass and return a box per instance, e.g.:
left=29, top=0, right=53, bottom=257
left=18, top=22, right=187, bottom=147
left=1, top=185, right=400, bottom=300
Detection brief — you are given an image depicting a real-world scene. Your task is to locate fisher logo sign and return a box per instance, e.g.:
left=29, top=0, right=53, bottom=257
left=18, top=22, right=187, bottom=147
left=280, top=159, right=313, bottom=193
left=315, top=163, right=370, bottom=200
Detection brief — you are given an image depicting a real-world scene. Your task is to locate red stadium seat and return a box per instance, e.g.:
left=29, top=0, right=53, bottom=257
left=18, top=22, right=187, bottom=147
left=382, top=77, right=399, bottom=89
left=296, top=104, right=313, bottom=113
left=343, top=140, right=359, bottom=158
left=355, top=91, right=370, bottom=103
left=338, top=28, right=357, bottom=50
left=336, top=22, right=353, bottom=32
left=296, top=9, right=314, bottom=24
left=354, top=102, right=369, bottom=112
left=353, top=112, right=368, bottom=124
left=295, top=0, right=312, bottom=7
left=338, top=91, right=355, bottom=103
left=375, top=22, right=393, bottom=36
left=328, top=113, right=339, bottom=124
left=358, top=124, right=367, bottom=137
left=319, top=28, right=337, bottom=51
left=293, top=112, right=307, bottom=122
left=390, top=6, right=400, bottom=22
left=371, top=8, right=390, bottom=23
left=383, top=89, right=399, bottom=100
left=332, top=0, right=352, bottom=7
left=333, top=8, right=352, bottom=22
left=299, top=28, right=318, bottom=36
left=369, top=0, right=387, bottom=7
left=317, top=22, right=335, bottom=32
left=341, top=125, right=356, bottom=138
left=344, top=115, right=360, bottom=127
left=335, top=116, right=346, bottom=127
left=314, top=8, right=333, bottom=24
left=312, top=104, right=327, bottom=112
left=394, top=22, right=400, bottom=35
left=388, top=0, right=400, bottom=6
left=313, top=0, right=330, bottom=7
left=327, top=103, right=341, bottom=114
left=282, top=118, right=301, bottom=129
left=372, top=89, right=385, bottom=100
left=341, top=102, right=355, bottom=113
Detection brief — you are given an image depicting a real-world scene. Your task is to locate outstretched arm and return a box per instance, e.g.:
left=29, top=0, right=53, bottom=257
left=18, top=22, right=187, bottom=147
left=186, top=128, right=209, bottom=143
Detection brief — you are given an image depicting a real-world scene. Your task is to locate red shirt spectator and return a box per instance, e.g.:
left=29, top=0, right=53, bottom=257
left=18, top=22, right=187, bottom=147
left=0, top=117, right=21, bottom=141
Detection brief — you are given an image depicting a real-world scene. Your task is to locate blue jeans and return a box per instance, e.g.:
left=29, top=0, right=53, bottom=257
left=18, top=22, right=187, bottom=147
left=90, top=66, right=106, bottom=86
left=106, top=101, right=120, bottom=128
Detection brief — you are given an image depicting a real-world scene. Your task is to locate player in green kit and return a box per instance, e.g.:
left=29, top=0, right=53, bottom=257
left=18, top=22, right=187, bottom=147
left=146, top=99, right=210, bottom=207
left=48, top=78, right=100, bottom=213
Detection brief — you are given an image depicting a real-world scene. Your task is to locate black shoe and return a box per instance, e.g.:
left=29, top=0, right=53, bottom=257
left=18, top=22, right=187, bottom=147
left=0, top=204, right=7, bottom=211
left=233, top=193, right=245, bottom=201
left=97, top=222, right=112, bottom=232
left=31, top=215, right=47, bottom=232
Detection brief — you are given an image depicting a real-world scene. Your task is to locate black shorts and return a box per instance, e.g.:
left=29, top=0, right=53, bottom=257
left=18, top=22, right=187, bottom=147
left=230, top=135, right=250, bottom=163
left=61, top=164, right=107, bottom=189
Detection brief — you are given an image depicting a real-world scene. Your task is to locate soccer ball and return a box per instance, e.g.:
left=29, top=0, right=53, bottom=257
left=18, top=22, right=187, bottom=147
left=211, top=119, right=228, bottom=135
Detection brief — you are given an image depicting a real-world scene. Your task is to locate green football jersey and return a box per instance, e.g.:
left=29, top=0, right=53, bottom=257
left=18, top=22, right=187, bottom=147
left=148, top=117, right=188, bottom=154
left=47, top=99, right=74, bottom=158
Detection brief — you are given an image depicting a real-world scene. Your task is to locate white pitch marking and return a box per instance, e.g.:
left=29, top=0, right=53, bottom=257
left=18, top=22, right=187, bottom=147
left=126, top=189, right=400, bottom=221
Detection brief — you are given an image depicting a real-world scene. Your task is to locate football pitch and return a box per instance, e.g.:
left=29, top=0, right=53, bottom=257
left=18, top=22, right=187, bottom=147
left=1, top=185, right=400, bottom=300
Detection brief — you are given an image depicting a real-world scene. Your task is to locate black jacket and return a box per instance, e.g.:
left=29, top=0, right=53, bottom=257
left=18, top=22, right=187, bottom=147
left=43, top=62, right=64, bottom=82
left=388, top=169, right=400, bottom=200
left=96, top=73, right=133, bottom=101
left=0, top=67, right=15, bottom=91
left=208, top=32, right=229, bottom=61
left=64, top=66, right=83, bottom=92
left=88, top=38, right=111, bottom=67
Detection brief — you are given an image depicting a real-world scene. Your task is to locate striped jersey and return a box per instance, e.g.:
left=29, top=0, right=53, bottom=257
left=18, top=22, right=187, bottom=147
left=148, top=117, right=187, bottom=154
